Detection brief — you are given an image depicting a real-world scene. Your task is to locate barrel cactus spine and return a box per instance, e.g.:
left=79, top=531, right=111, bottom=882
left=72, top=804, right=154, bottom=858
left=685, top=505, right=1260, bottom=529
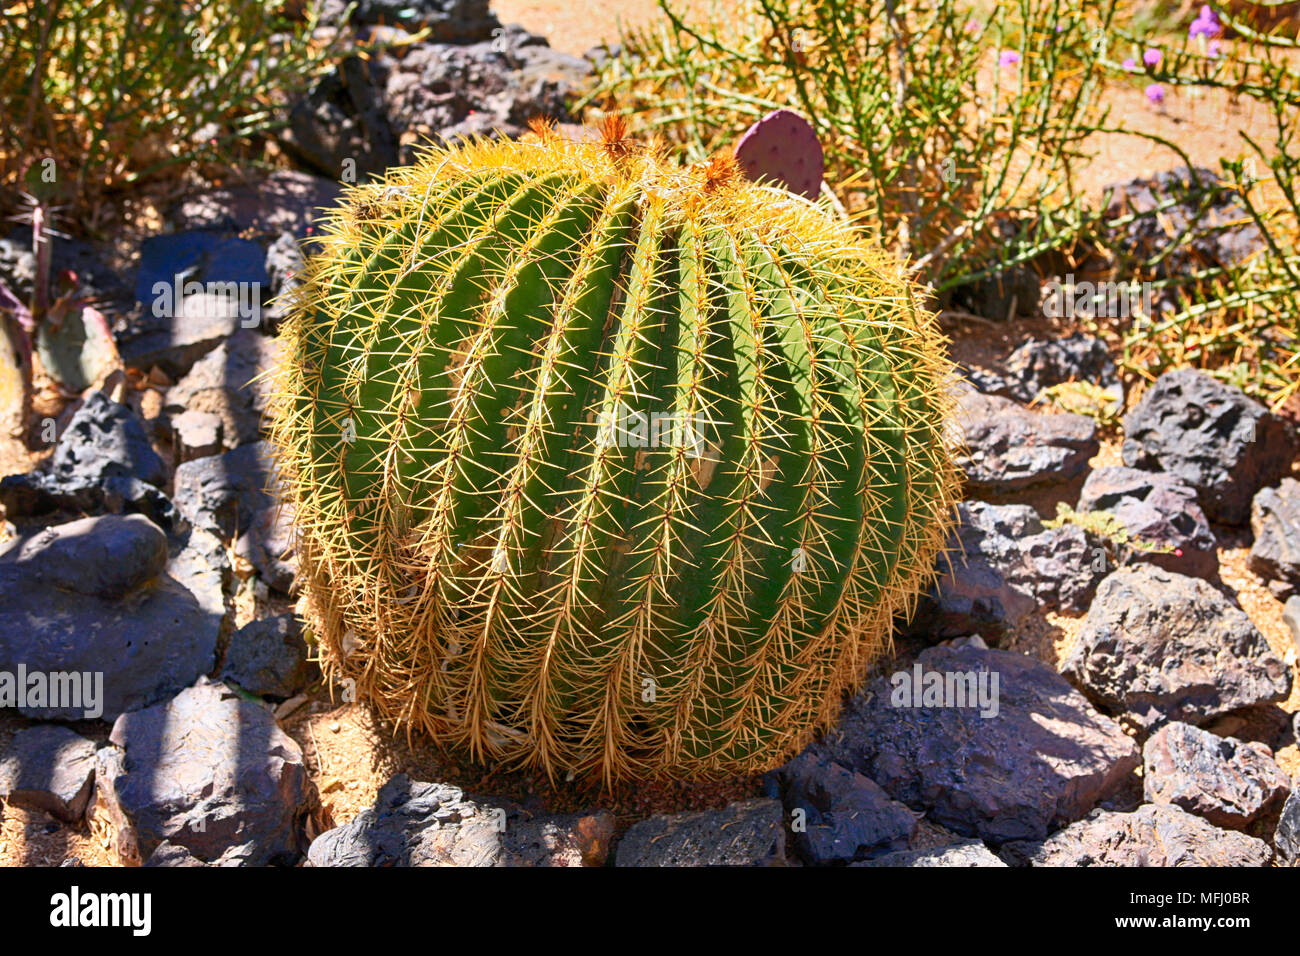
left=267, top=118, right=960, bottom=783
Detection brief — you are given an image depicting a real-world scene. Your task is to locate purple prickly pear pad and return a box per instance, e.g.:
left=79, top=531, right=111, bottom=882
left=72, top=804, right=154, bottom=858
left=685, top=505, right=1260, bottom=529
left=733, top=108, right=824, bottom=200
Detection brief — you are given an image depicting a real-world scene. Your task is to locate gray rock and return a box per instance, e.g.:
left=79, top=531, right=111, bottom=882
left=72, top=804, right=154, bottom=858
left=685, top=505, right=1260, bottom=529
left=910, top=501, right=1103, bottom=641
left=173, top=441, right=293, bottom=591
left=172, top=439, right=295, bottom=592
left=954, top=386, right=1099, bottom=493
left=0, top=468, right=182, bottom=532
left=852, top=839, right=1006, bottom=868
left=307, top=774, right=614, bottom=866
left=1249, top=478, right=1300, bottom=597
left=615, top=799, right=785, bottom=867
left=1143, top=721, right=1291, bottom=829
left=94, top=679, right=314, bottom=866
left=1063, top=565, right=1291, bottom=732
left=168, top=171, right=341, bottom=240
left=985, top=333, right=1122, bottom=406
left=776, top=751, right=916, bottom=865
left=819, top=645, right=1140, bottom=844
left=173, top=441, right=277, bottom=540
left=165, top=329, right=284, bottom=449
left=282, top=22, right=587, bottom=178
left=51, top=391, right=165, bottom=488
left=0, top=514, right=226, bottom=721
left=1001, top=804, right=1272, bottom=866
left=280, top=54, right=400, bottom=181
left=1276, top=791, right=1300, bottom=866
left=2, top=511, right=167, bottom=600
left=0, top=390, right=178, bottom=528
left=0, top=724, right=97, bottom=822
left=909, top=549, right=1037, bottom=642
left=233, top=499, right=296, bottom=593
left=116, top=291, right=245, bottom=379
left=1283, top=596, right=1300, bottom=655
left=144, top=841, right=210, bottom=867
left=220, top=614, right=317, bottom=700
left=1121, top=368, right=1297, bottom=525
left=133, top=231, right=268, bottom=313
left=1101, top=167, right=1264, bottom=293
left=263, top=231, right=305, bottom=327
left=1077, top=465, right=1217, bottom=578
left=171, top=409, right=224, bottom=464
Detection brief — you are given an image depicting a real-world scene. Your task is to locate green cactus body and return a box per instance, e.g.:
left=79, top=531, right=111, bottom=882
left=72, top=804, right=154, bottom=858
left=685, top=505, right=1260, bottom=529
left=269, top=128, right=959, bottom=781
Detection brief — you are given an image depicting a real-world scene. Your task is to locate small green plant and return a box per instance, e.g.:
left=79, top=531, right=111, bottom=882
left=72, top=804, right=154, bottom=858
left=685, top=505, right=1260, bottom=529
left=0, top=0, right=339, bottom=215
left=267, top=123, right=960, bottom=782
left=1031, top=380, right=1124, bottom=426
left=583, top=0, right=1117, bottom=297
left=1045, top=502, right=1173, bottom=555
left=0, top=174, right=121, bottom=441
left=1098, top=6, right=1300, bottom=406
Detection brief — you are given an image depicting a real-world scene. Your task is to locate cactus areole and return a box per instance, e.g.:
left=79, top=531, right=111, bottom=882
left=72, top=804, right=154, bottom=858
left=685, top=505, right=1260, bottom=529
left=268, top=121, right=959, bottom=782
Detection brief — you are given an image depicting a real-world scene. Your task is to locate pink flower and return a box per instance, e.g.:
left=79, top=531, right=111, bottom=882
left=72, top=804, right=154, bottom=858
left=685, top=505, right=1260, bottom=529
left=1145, top=83, right=1165, bottom=104
left=1190, top=6, right=1222, bottom=39
left=1143, top=48, right=1162, bottom=67
left=999, top=49, right=1021, bottom=67
left=1122, top=57, right=1137, bottom=70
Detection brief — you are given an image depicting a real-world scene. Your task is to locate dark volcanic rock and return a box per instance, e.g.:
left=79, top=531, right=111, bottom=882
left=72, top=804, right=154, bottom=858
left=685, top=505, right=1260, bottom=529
left=1121, top=368, right=1297, bottom=525
left=776, top=751, right=916, bottom=865
left=281, top=21, right=589, bottom=178
left=1142, top=721, right=1291, bottom=829
left=1000, top=804, right=1272, bottom=867
left=94, top=680, right=314, bottom=866
left=614, top=799, right=785, bottom=867
left=1249, top=478, right=1300, bottom=597
left=173, top=441, right=276, bottom=540
left=307, top=774, right=614, bottom=867
left=954, top=386, right=1099, bottom=493
left=986, top=333, right=1122, bottom=406
left=51, top=391, right=165, bottom=488
left=852, top=840, right=1006, bottom=868
left=819, top=645, right=1140, bottom=844
left=281, top=54, right=400, bottom=182
left=172, top=441, right=293, bottom=591
left=0, top=725, right=98, bottom=823
left=1101, top=167, right=1264, bottom=289
left=1062, top=565, right=1291, bottom=732
left=220, top=614, right=317, bottom=701
left=956, top=502, right=1103, bottom=612
left=0, top=390, right=179, bottom=529
left=911, top=501, right=1103, bottom=641
left=115, top=290, right=245, bottom=380
left=144, top=841, right=210, bottom=867
left=0, top=470, right=181, bottom=532
left=0, top=515, right=225, bottom=720
left=168, top=170, right=341, bottom=240
left=1276, top=791, right=1300, bottom=866
left=165, top=328, right=284, bottom=449
left=1077, top=465, right=1217, bottom=578
left=133, top=231, right=268, bottom=311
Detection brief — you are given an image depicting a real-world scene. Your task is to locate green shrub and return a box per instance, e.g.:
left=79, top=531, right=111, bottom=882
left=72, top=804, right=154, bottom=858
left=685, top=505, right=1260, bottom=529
left=0, top=0, right=338, bottom=212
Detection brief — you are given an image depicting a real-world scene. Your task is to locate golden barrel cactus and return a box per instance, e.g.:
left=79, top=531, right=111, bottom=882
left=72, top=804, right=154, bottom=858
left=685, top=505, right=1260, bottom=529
left=267, top=121, right=959, bottom=782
